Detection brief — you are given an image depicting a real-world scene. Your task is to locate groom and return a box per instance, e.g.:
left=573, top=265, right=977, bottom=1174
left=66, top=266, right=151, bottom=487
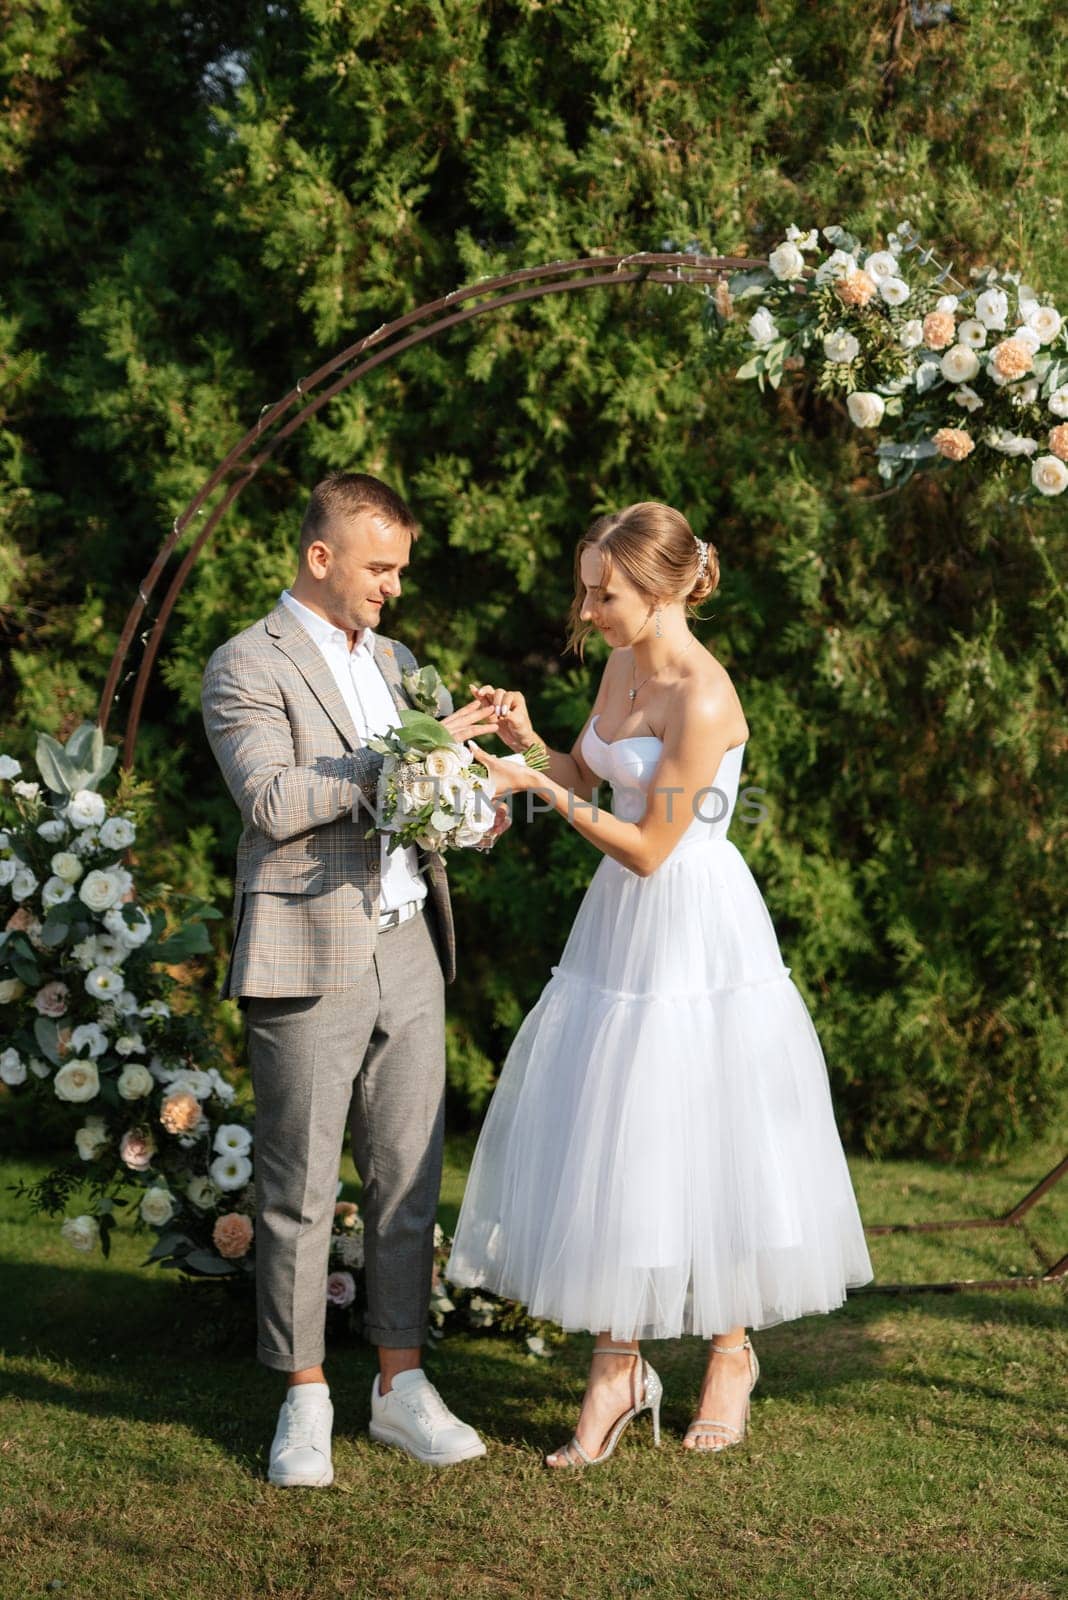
left=201, top=471, right=500, bottom=1484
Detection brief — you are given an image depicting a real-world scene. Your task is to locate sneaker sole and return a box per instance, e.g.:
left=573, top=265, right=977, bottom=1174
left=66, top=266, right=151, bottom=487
left=267, top=1467, right=335, bottom=1488
left=368, top=1421, right=487, bottom=1466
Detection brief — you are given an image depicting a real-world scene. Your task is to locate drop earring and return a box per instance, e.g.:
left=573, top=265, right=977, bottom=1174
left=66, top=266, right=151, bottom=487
left=655, top=606, right=663, bottom=638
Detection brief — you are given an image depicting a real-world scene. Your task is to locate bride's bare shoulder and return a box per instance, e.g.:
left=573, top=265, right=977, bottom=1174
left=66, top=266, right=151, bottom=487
left=688, top=646, right=749, bottom=743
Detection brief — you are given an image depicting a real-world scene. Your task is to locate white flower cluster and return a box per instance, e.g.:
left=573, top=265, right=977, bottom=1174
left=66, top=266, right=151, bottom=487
left=380, top=741, right=497, bottom=853
left=731, top=222, right=1068, bottom=498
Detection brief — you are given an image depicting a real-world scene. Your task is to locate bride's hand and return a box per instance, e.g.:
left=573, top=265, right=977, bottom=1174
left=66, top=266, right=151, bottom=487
left=468, top=742, right=550, bottom=796
left=468, top=683, right=536, bottom=755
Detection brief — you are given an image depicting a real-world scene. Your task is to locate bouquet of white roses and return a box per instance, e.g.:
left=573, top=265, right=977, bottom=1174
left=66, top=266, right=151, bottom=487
left=715, top=220, right=1068, bottom=501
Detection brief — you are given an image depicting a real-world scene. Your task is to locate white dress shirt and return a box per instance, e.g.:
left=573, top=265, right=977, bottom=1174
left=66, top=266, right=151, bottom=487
left=280, top=589, right=427, bottom=916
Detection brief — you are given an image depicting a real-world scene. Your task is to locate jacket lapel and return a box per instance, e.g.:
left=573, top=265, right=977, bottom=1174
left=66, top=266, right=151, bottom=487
left=373, top=635, right=411, bottom=720
left=266, top=602, right=361, bottom=751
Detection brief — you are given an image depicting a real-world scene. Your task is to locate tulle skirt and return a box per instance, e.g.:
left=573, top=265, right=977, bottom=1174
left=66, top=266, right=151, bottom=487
left=446, top=836, right=874, bottom=1339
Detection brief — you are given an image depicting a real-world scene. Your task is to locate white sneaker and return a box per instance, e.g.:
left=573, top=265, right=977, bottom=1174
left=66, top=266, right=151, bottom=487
left=268, top=1383, right=334, bottom=1487
left=369, top=1369, right=487, bottom=1466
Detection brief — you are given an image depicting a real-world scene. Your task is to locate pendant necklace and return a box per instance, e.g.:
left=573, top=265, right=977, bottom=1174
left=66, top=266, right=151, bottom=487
left=629, top=633, right=698, bottom=703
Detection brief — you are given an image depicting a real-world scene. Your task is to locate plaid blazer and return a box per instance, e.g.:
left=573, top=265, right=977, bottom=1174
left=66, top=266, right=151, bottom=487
left=201, top=601, right=455, bottom=999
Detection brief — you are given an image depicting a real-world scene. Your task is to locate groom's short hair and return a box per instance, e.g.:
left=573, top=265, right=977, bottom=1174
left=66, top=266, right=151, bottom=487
left=300, top=472, right=419, bottom=552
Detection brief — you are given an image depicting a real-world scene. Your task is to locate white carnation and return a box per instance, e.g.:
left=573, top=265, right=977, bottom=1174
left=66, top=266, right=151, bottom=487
left=1031, top=455, right=1068, bottom=496
left=210, top=1151, right=253, bottom=1192
left=862, top=250, right=898, bottom=283
left=12, top=781, right=41, bottom=800
left=139, top=998, right=170, bottom=1019
left=1025, top=304, right=1062, bottom=345
left=899, top=319, right=923, bottom=351
left=952, top=385, right=984, bottom=414
left=78, top=868, right=123, bottom=912
left=975, top=287, right=1008, bottom=331
left=878, top=276, right=910, bottom=307
left=99, top=815, right=137, bottom=850
left=89, top=933, right=126, bottom=968
left=51, top=851, right=83, bottom=884
left=70, top=1021, right=109, bottom=1058
left=1011, top=325, right=1041, bottom=354
left=12, top=865, right=38, bottom=902
left=53, top=1059, right=100, bottom=1103
left=114, top=1033, right=145, bottom=1057
left=0, top=755, right=22, bottom=780
left=845, top=392, right=885, bottom=429
left=957, top=319, right=987, bottom=348
left=207, top=1066, right=235, bottom=1105
left=103, top=905, right=152, bottom=948
left=71, top=827, right=100, bottom=858
left=115, top=989, right=140, bottom=1016
left=0, top=1047, right=26, bottom=1086
left=785, top=224, right=819, bottom=250
left=66, top=790, right=106, bottom=830
left=822, top=328, right=860, bottom=364
left=747, top=307, right=778, bottom=346
left=1048, top=386, right=1068, bottom=419
left=768, top=241, right=805, bottom=281
left=940, top=344, right=981, bottom=384
left=814, top=248, right=857, bottom=286
left=140, top=1186, right=177, bottom=1227
left=61, top=1215, right=100, bottom=1252
left=172, top=1068, right=214, bottom=1100
left=986, top=429, right=1038, bottom=457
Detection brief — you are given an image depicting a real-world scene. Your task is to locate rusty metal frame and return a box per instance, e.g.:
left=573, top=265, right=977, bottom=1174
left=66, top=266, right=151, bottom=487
left=92, top=247, right=1066, bottom=1298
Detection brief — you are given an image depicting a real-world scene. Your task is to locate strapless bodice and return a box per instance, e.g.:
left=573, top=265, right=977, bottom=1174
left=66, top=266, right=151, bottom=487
left=580, top=715, right=746, bottom=848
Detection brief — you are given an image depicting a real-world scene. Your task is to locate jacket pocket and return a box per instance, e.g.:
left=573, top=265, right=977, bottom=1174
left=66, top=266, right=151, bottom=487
left=239, top=858, right=325, bottom=895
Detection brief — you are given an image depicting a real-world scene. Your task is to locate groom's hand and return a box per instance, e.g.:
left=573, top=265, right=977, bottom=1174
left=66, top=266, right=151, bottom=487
left=467, top=684, right=536, bottom=754
left=440, top=698, right=501, bottom=744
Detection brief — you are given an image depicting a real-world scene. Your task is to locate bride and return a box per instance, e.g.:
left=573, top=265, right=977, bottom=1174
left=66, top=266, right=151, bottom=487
left=447, top=500, right=873, bottom=1468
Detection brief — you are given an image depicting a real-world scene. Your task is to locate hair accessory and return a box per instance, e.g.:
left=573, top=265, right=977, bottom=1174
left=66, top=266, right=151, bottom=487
left=694, top=537, right=710, bottom=579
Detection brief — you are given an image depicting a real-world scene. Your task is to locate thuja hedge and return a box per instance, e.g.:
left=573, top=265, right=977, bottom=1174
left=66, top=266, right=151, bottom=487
left=1, top=1, right=1064, bottom=1158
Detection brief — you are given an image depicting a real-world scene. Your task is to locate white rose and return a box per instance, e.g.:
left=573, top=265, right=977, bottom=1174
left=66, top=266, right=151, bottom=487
left=51, top=851, right=83, bottom=884
left=0, top=1047, right=26, bottom=1086
left=186, top=1176, right=219, bottom=1209
left=1031, top=455, right=1068, bottom=496
left=986, top=429, right=1038, bottom=457
left=952, top=385, right=984, bottom=413
left=424, top=747, right=464, bottom=780
left=862, top=250, right=898, bottom=283
left=899, top=319, right=923, bottom=351
left=1048, top=386, right=1068, bottom=419
left=78, top=868, right=123, bottom=912
left=140, top=1186, right=177, bottom=1227
left=85, top=965, right=125, bottom=1001
left=37, top=819, right=68, bottom=842
left=0, top=755, right=22, bottom=780
left=12, top=865, right=38, bottom=902
left=0, top=858, right=16, bottom=887
left=42, top=876, right=75, bottom=910
left=0, top=978, right=26, bottom=1003
left=66, top=789, right=106, bottom=830
left=845, top=392, right=886, bottom=429
left=70, top=1022, right=109, bottom=1058
left=878, top=277, right=910, bottom=306
left=768, top=241, right=805, bottom=281
left=12, top=781, right=40, bottom=800
left=957, top=319, right=987, bottom=348
left=172, top=1068, right=213, bottom=1100
left=104, top=905, right=152, bottom=948
left=61, top=1214, right=100, bottom=1252
left=213, top=1123, right=253, bottom=1157
left=54, top=1058, right=100, bottom=1103
left=98, top=815, right=137, bottom=850
left=1010, top=325, right=1041, bottom=355
left=935, top=294, right=959, bottom=313
left=747, top=307, right=778, bottom=346
left=822, top=328, right=860, bottom=364
left=75, top=1116, right=109, bottom=1160
left=115, top=1033, right=145, bottom=1057
left=1025, top=304, right=1062, bottom=346
left=406, top=776, right=437, bottom=808
left=939, top=344, right=980, bottom=384
left=210, top=1152, right=253, bottom=1192
left=975, top=287, right=1008, bottom=331
left=814, top=248, right=857, bottom=285
left=117, top=1062, right=154, bottom=1099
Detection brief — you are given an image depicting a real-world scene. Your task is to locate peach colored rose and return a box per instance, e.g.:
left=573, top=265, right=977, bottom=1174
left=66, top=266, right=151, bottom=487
left=159, top=1088, right=201, bottom=1134
left=991, top=337, right=1034, bottom=380
left=932, top=427, right=975, bottom=462
left=33, top=981, right=70, bottom=1018
left=1047, top=423, right=1068, bottom=462
left=6, top=907, right=33, bottom=933
left=334, top=1201, right=360, bottom=1228
left=835, top=269, right=876, bottom=309
left=326, top=1270, right=356, bottom=1309
left=923, top=311, right=956, bottom=350
left=119, top=1126, right=156, bottom=1170
left=713, top=280, right=733, bottom=320
left=213, top=1212, right=254, bottom=1259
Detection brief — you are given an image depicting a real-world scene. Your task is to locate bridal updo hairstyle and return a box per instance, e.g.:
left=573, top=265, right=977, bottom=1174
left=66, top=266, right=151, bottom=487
left=566, top=500, right=720, bottom=657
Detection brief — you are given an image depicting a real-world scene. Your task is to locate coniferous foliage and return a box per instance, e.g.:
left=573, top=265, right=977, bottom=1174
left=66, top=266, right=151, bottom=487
left=1, top=1, right=1065, bottom=1157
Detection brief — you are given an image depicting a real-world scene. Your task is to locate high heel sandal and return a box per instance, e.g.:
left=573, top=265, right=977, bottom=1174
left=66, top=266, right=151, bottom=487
left=683, top=1335, right=760, bottom=1454
left=546, top=1345, right=663, bottom=1469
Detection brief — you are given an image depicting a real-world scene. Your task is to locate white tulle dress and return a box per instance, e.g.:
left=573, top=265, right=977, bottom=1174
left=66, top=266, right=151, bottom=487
left=446, top=717, right=874, bottom=1339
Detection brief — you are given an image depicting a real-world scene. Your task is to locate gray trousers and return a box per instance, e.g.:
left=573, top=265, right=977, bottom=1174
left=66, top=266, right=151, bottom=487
left=245, top=907, right=446, bottom=1371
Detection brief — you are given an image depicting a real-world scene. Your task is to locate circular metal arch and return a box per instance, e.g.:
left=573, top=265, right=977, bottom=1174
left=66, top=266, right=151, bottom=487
left=98, top=251, right=765, bottom=765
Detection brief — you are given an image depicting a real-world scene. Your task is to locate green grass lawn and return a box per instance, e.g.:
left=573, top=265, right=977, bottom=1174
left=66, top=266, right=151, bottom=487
left=1, top=1132, right=1065, bottom=1600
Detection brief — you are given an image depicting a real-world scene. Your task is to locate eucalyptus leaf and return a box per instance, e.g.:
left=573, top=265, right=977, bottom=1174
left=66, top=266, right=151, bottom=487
left=182, top=1249, right=238, bottom=1276
left=33, top=1016, right=63, bottom=1066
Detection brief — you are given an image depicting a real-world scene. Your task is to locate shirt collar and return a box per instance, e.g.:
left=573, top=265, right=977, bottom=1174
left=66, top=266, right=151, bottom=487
left=280, top=589, right=375, bottom=658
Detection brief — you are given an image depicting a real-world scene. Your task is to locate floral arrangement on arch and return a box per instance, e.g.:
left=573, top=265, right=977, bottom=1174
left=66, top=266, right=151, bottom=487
left=717, top=220, right=1068, bottom=499
left=0, top=724, right=555, bottom=1355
